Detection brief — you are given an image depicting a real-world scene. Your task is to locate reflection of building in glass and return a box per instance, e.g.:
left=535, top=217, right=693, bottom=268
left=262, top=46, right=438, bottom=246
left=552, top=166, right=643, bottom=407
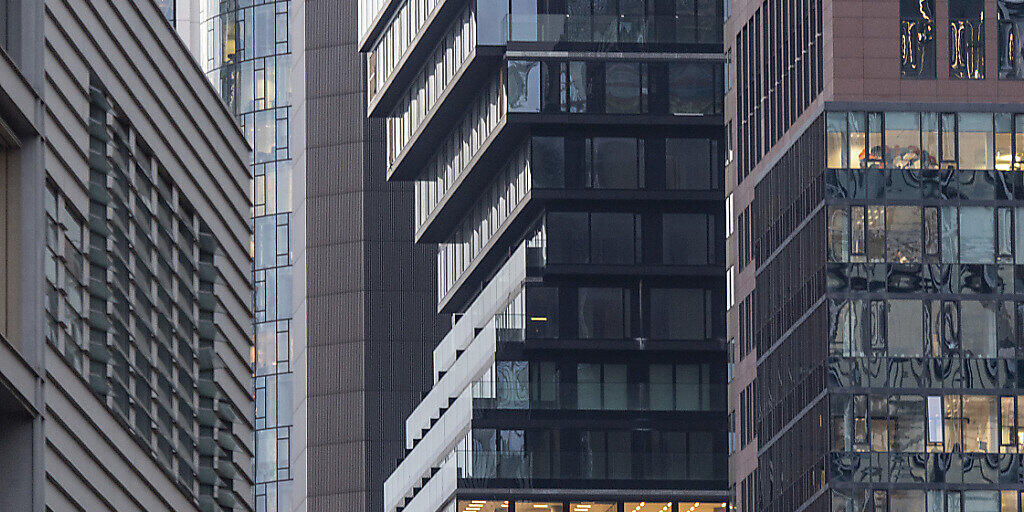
left=727, top=0, right=1024, bottom=510
left=362, top=0, right=729, bottom=509
left=198, top=1, right=295, bottom=510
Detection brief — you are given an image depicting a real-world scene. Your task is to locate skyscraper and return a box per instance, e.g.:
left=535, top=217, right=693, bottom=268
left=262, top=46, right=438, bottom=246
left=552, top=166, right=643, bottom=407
left=187, top=1, right=447, bottom=511
left=725, top=0, right=1024, bottom=510
left=196, top=2, right=298, bottom=508
left=363, top=1, right=730, bottom=511
left=0, top=0, right=254, bottom=510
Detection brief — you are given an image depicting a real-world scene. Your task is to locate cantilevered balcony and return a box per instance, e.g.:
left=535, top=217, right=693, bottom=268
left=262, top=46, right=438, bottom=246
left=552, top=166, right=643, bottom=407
left=394, top=56, right=724, bottom=230
left=383, top=244, right=728, bottom=512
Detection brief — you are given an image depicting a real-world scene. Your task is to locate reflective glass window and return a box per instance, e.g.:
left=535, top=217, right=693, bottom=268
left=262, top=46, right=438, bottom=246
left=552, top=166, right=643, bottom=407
left=666, top=138, right=715, bottom=189
left=663, top=213, right=710, bottom=264
left=949, top=0, right=986, bottom=79
left=963, top=395, right=999, bottom=452
left=650, top=288, right=705, bottom=340
left=547, top=212, right=590, bottom=263
left=958, top=113, right=994, bottom=169
left=669, top=62, right=716, bottom=114
left=516, top=502, right=563, bottom=512
left=533, top=137, right=565, bottom=188
left=900, top=0, right=937, bottom=78
left=827, top=112, right=848, bottom=168
left=960, top=206, right=995, bottom=263
left=827, top=206, right=849, bottom=262
left=605, top=62, right=645, bottom=113
left=961, top=301, right=997, bottom=357
left=885, top=112, right=922, bottom=168
left=460, top=501, right=510, bottom=512
left=578, top=287, right=628, bottom=338
left=570, top=503, right=616, bottom=512
left=891, top=395, right=925, bottom=451
left=886, top=205, right=921, bottom=262
left=527, top=286, right=560, bottom=338
left=591, top=137, right=641, bottom=188
left=998, top=0, right=1024, bottom=79
left=888, top=300, right=923, bottom=357
left=509, top=61, right=541, bottom=111
left=590, top=213, right=637, bottom=264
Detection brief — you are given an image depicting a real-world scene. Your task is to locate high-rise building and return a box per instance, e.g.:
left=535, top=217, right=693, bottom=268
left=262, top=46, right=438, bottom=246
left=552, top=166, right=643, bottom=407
left=725, top=0, right=1024, bottom=510
left=0, top=0, right=254, bottom=510
left=362, top=1, right=730, bottom=511
left=293, top=1, right=448, bottom=511
left=185, top=0, right=447, bottom=511
left=192, top=1, right=298, bottom=509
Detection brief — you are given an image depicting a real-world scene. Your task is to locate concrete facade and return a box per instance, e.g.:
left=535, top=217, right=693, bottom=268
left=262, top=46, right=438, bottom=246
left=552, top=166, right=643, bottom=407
left=0, top=0, right=253, bottom=510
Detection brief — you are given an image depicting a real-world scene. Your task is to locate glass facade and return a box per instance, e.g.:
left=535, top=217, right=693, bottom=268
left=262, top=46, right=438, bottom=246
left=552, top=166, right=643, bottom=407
left=371, top=0, right=727, bottom=505
left=824, top=110, right=1024, bottom=512
left=200, top=0, right=294, bottom=509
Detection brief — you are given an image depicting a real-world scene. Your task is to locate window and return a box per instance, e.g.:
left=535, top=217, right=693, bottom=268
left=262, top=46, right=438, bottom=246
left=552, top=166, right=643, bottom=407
left=547, top=212, right=590, bottom=263
left=961, top=300, right=997, bottom=357
left=532, top=136, right=565, bottom=188
left=605, top=62, right=645, bottom=113
left=949, top=0, right=985, bottom=79
left=884, top=112, right=921, bottom=169
left=508, top=60, right=541, bottom=111
left=900, top=0, right=936, bottom=78
left=669, top=62, right=716, bottom=114
left=650, top=288, right=706, bottom=340
left=590, top=213, right=638, bottom=264
left=591, top=137, right=642, bottom=188
left=960, top=206, right=994, bottom=263
left=887, top=300, right=923, bottom=357
left=998, top=0, right=1024, bottom=79
left=665, top=138, right=716, bottom=189
left=527, top=286, right=560, bottom=338
left=663, top=213, right=711, bottom=264
left=962, top=395, right=998, bottom=452
left=827, top=206, right=849, bottom=262
left=958, top=113, right=994, bottom=170
left=578, top=287, right=629, bottom=339
left=577, top=363, right=628, bottom=409
left=885, top=206, right=921, bottom=262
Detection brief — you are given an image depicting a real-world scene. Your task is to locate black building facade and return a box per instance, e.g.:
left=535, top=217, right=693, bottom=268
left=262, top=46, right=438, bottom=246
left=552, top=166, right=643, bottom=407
left=359, top=0, right=730, bottom=510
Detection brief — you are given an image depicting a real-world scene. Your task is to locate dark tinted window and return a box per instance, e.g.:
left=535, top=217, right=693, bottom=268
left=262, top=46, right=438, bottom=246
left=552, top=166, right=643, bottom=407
left=650, top=288, right=705, bottom=339
left=532, top=137, right=565, bottom=188
left=591, top=138, right=642, bottom=188
left=591, top=213, right=638, bottom=264
left=663, top=213, right=710, bottom=264
left=579, top=287, right=628, bottom=338
left=547, top=212, right=590, bottom=263
left=527, top=286, right=560, bottom=338
left=665, top=138, right=715, bottom=189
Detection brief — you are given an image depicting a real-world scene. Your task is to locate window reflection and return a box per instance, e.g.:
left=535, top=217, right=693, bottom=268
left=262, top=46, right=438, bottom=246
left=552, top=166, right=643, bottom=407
left=530, top=135, right=719, bottom=190
left=509, top=59, right=721, bottom=115
left=578, top=287, right=629, bottom=339
left=949, top=0, right=986, bottom=79
left=900, top=0, right=937, bottom=78
left=998, top=0, right=1024, bottom=79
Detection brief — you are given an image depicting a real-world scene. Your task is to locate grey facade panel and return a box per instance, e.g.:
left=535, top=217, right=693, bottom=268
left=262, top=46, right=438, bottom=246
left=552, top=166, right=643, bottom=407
left=304, top=1, right=445, bottom=511
left=0, top=0, right=254, bottom=510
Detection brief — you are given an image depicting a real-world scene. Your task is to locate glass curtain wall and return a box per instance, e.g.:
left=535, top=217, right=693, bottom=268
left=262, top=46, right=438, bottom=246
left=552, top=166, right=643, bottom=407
left=200, top=1, right=295, bottom=510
